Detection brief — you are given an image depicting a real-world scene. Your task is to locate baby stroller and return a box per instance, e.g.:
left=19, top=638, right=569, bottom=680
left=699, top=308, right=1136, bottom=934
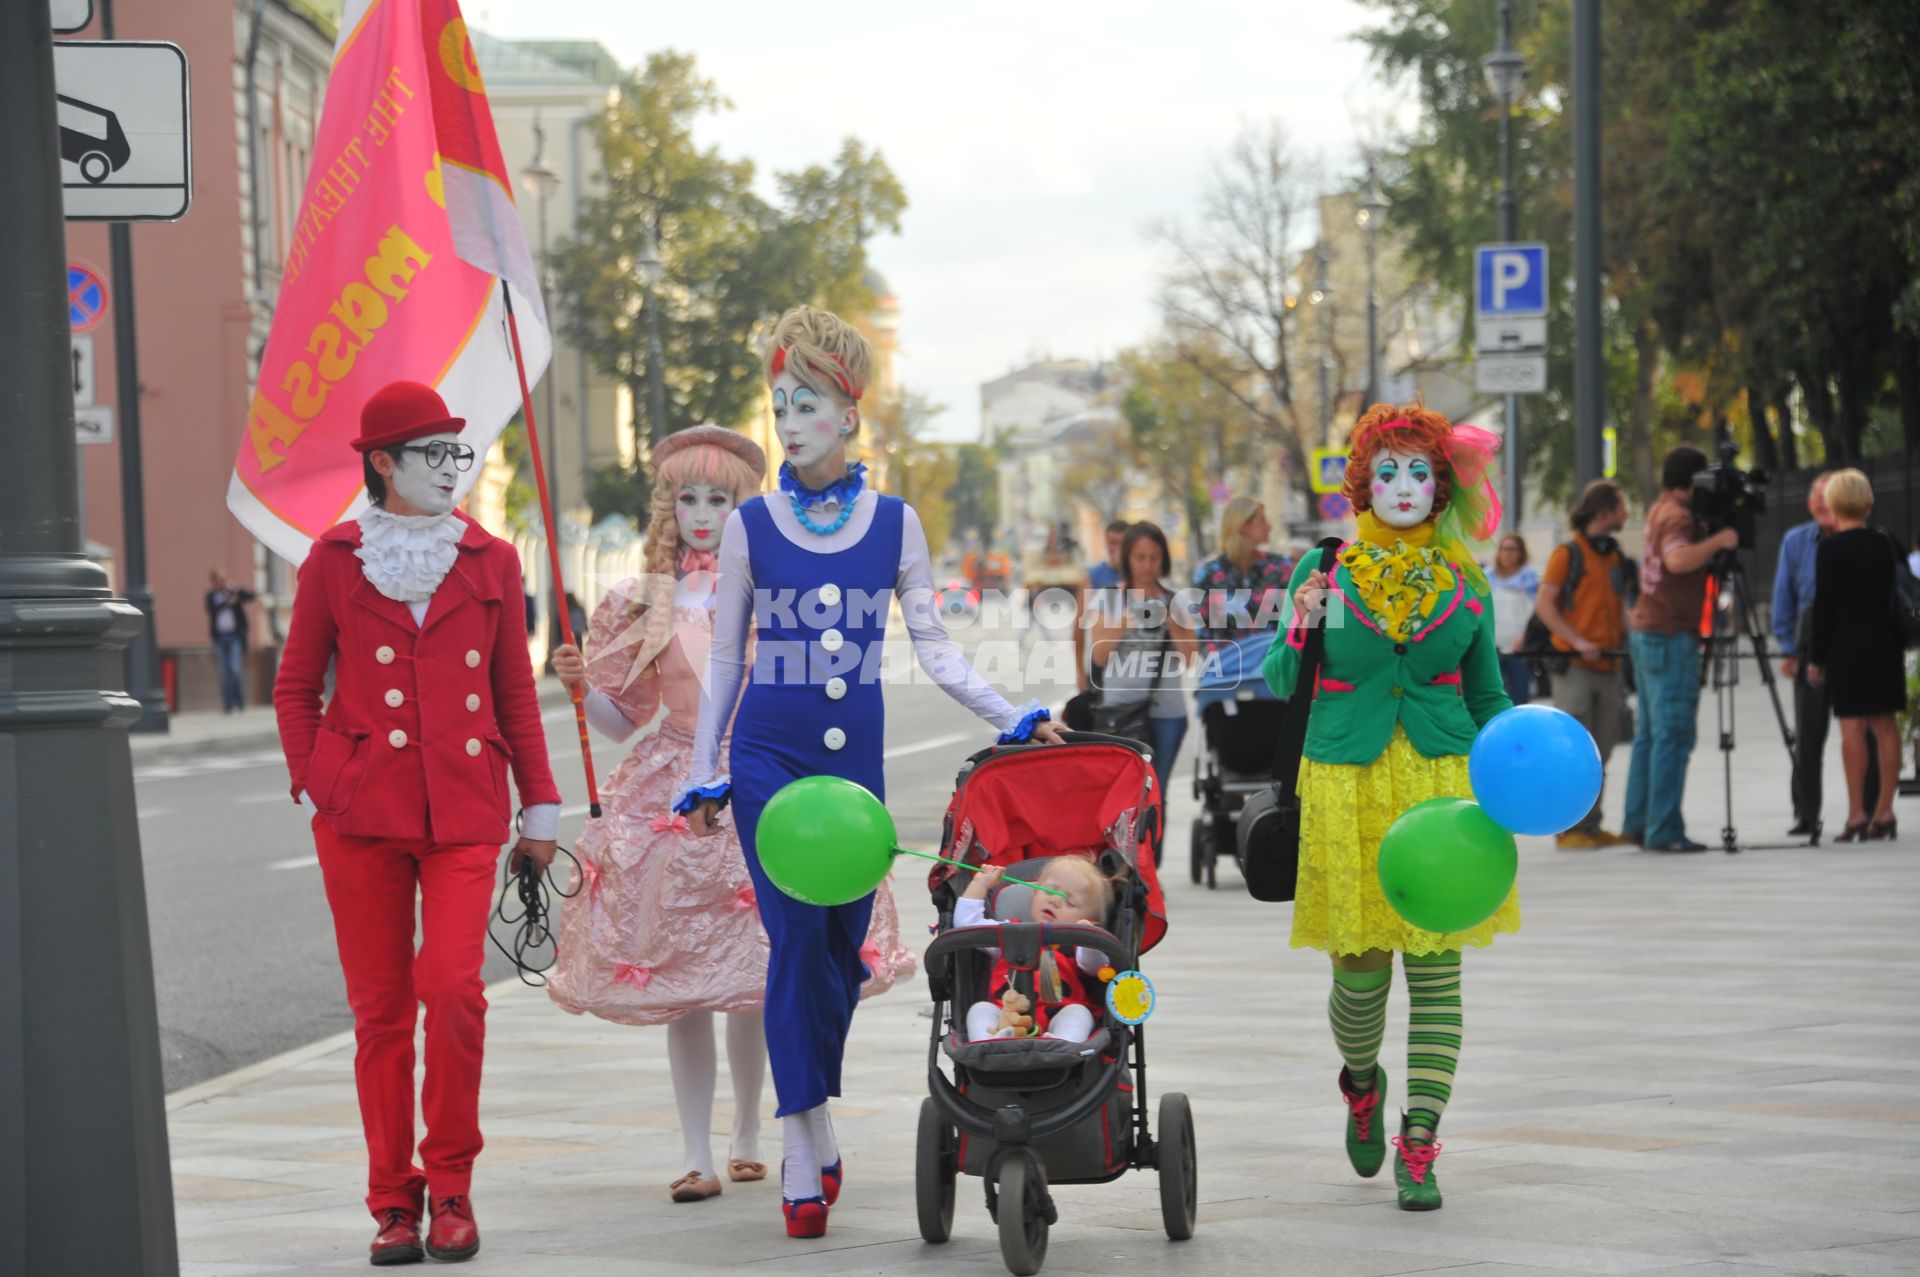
left=1190, top=630, right=1288, bottom=888
left=918, top=731, right=1190, bottom=1276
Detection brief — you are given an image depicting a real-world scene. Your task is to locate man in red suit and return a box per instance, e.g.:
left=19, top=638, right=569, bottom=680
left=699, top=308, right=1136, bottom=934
left=275, top=381, right=561, bottom=1266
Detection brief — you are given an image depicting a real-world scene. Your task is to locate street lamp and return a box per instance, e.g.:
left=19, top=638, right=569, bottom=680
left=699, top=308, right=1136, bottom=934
left=1309, top=242, right=1335, bottom=446
left=636, top=228, right=669, bottom=448
left=1357, top=165, right=1391, bottom=407
left=519, top=118, right=562, bottom=650
left=1483, top=0, right=1529, bottom=526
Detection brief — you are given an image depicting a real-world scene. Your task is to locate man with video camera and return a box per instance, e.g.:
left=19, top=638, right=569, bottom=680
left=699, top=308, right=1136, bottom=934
left=1621, top=446, right=1740, bottom=852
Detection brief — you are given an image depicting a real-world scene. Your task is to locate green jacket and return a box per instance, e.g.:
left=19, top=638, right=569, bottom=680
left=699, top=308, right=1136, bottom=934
left=1262, top=551, right=1512, bottom=765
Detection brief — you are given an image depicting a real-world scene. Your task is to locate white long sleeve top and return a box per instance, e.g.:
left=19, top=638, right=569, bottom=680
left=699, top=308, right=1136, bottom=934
left=680, top=491, right=1042, bottom=801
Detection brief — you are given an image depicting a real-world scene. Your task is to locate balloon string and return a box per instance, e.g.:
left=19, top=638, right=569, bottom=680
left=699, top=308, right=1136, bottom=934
left=892, top=846, right=1070, bottom=898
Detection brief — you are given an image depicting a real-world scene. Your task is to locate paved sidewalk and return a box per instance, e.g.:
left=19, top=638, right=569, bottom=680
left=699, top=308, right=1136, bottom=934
left=166, top=705, right=1920, bottom=1276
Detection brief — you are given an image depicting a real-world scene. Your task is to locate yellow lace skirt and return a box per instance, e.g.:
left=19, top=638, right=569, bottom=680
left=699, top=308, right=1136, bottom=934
left=1292, top=725, right=1522, bottom=956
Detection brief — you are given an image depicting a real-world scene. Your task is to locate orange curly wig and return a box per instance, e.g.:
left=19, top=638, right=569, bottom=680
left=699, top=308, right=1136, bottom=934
left=1341, top=402, right=1457, bottom=520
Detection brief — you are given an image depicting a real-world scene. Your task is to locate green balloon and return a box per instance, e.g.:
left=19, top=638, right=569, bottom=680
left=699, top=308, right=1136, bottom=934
left=1376, top=798, right=1518, bottom=934
left=755, top=776, right=898, bottom=906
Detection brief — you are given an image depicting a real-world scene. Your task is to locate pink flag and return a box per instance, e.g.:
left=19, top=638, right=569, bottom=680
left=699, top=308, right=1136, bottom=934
left=226, top=0, right=550, bottom=562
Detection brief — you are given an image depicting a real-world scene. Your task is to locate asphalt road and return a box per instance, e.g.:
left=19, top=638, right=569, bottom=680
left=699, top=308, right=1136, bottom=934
left=135, top=626, right=1085, bottom=1093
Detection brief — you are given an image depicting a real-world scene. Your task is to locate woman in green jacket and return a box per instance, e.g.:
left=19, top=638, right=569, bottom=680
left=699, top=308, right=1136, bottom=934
left=1263, top=402, right=1518, bottom=1211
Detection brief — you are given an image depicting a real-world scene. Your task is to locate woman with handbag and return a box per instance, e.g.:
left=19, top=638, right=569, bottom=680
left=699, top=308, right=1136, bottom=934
left=1262, top=403, right=1517, bottom=1212
left=1086, top=521, right=1199, bottom=849
left=1805, top=467, right=1906, bottom=841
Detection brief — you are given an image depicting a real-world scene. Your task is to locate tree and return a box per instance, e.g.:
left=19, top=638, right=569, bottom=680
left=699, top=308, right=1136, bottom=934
left=551, top=53, right=907, bottom=454
left=945, top=444, right=999, bottom=548
left=1119, top=340, right=1256, bottom=559
left=1155, top=121, right=1321, bottom=508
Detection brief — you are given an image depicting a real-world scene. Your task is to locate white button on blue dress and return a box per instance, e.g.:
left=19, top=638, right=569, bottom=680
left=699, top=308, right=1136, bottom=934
left=820, top=629, right=845, bottom=652
left=825, top=677, right=848, bottom=700
left=819, top=583, right=842, bottom=607
left=823, top=727, right=846, bottom=751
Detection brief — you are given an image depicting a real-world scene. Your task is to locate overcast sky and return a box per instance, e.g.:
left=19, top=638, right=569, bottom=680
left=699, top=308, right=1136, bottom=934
left=471, top=0, right=1403, bottom=442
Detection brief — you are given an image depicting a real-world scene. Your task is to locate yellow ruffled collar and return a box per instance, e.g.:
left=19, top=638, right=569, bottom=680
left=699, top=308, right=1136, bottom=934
left=1341, top=513, right=1456, bottom=641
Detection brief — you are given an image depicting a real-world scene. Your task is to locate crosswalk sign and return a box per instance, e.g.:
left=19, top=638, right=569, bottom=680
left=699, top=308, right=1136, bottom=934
left=1310, top=448, right=1348, bottom=495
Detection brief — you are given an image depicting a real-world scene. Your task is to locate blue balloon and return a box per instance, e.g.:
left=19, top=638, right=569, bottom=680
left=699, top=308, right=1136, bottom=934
left=1469, top=705, right=1603, bottom=836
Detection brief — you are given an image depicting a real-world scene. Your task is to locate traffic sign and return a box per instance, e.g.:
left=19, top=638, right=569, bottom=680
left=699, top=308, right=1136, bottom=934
left=1209, top=480, right=1231, bottom=503
left=1475, top=351, right=1548, bottom=394
left=71, top=334, right=95, bottom=406
left=1317, top=492, right=1350, bottom=521
left=67, top=262, right=108, bottom=332
left=50, top=0, right=93, bottom=33
left=1476, top=243, right=1548, bottom=319
left=1602, top=426, right=1618, bottom=478
left=75, top=405, right=114, bottom=446
left=53, top=41, right=192, bottom=221
left=1310, top=448, right=1348, bottom=495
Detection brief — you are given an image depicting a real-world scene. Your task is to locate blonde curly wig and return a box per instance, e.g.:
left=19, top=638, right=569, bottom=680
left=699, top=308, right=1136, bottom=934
left=764, top=305, right=874, bottom=413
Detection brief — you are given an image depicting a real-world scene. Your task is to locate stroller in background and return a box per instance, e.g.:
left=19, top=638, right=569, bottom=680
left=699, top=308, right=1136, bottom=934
left=1190, top=629, right=1287, bottom=888
left=918, top=731, right=1190, bottom=1276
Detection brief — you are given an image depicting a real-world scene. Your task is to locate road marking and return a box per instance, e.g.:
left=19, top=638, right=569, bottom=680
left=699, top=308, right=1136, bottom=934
left=560, top=803, right=594, bottom=818
left=138, top=808, right=172, bottom=819
left=884, top=731, right=973, bottom=760
left=232, top=792, right=292, bottom=805
left=267, top=855, right=319, bottom=871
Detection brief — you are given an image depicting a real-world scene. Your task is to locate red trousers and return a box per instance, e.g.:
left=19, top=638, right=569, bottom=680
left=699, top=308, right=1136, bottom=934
left=313, top=815, right=500, bottom=1216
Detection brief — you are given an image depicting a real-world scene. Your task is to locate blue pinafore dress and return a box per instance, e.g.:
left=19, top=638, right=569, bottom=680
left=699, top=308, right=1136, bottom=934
left=731, top=493, right=903, bottom=1117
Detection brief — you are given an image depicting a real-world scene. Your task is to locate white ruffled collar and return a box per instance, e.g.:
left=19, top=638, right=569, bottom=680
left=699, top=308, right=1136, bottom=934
left=355, top=507, right=464, bottom=603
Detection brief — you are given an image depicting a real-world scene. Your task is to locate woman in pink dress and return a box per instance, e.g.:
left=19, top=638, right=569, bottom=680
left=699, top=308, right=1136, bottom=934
left=548, top=426, right=913, bottom=1204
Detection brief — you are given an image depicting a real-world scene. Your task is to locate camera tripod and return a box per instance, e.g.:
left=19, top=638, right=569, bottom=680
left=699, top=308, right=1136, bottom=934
left=1701, top=550, right=1806, bottom=851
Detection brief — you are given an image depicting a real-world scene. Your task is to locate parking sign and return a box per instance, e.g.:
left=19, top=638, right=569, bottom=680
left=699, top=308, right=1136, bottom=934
left=1476, top=243, right=1547, bottom=319
left=1475, top=242, right=1547, bottom=394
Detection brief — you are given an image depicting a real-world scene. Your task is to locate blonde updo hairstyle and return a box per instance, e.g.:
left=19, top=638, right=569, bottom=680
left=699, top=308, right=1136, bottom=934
left=621, top=438, right=764, bottom=675
left=764, top=305, right=874, bottom=434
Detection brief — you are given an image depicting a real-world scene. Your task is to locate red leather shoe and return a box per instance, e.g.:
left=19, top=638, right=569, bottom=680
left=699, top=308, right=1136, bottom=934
left=782, top=1197, right=828, bottom=1239
left=369, top=1207, right=423, bottom=1266
left=820, top=1159, right=843, bottom=1206
left=424, top=1196, right=480, bottom=1263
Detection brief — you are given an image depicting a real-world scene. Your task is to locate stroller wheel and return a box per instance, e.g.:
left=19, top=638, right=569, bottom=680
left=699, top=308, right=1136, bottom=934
left=995, top=1155, right=1049, bottom=1276
left=1157, top=1092, right=1197, bottom=1240
left=1188, top=818, right=1207, bottom=885
left=915, top=1098, right=956, bottom=1243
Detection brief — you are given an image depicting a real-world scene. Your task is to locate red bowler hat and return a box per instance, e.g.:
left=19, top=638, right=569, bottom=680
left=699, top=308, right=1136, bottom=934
left=351, top=380, right=467, bottom=453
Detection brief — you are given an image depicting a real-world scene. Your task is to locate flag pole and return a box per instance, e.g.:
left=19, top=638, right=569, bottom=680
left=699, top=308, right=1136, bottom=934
left=500, top=279, right=601, bottom=819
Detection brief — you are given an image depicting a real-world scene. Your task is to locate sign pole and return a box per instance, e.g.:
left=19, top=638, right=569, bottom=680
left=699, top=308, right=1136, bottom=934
left=0, top=0, right=178, bottom=1269
left=98, top=0, right=168, bottom=732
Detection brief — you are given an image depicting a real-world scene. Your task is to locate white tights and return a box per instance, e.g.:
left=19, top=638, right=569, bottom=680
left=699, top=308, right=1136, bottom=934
left=964, top=1001, right=1095, bottom=1043
left=665, top=1010, right=765, bottom=1178
left=779, top=1103, right=842, bottom=1202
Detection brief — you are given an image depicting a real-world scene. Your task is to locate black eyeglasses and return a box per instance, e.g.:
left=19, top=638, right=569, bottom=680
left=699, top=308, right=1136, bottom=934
left=391, top=441, right=477, bottom=471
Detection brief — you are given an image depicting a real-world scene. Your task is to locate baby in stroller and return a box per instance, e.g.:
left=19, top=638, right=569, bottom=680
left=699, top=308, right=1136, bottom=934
left=956, top=857, right=1113, bottom=1043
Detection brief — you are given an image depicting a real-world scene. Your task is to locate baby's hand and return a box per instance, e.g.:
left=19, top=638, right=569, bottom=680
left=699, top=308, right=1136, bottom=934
left=963, top=864, right=1004, bottom=898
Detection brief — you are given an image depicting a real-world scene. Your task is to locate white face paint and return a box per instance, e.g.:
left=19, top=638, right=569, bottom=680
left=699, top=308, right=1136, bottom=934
left=675, top=480, right=736, bottom=549
left=771, top=369, right=853, bottom=471
left=1369, top=448, right=1438, bottom=529
left=384, top=431, right=462, bottom=516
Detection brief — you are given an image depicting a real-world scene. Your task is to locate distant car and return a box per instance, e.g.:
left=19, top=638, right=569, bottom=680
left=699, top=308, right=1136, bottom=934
left=935, top=576, right=980, bottom=625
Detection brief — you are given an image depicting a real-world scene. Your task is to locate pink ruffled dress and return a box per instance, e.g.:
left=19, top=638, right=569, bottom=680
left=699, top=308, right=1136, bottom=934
left=547, top=577, right=916, bottom=1025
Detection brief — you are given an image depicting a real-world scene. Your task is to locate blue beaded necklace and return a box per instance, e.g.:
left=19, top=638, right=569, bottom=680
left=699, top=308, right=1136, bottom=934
left=780, top=460, right=866, bottom=537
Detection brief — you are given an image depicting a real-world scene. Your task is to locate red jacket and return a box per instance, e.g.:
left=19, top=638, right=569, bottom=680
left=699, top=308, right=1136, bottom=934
left=275, top=512, right=561, bottom=845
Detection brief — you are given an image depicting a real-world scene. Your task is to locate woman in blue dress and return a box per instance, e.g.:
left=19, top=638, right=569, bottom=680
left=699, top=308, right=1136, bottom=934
left=676, top=305, right=1062, bottom=1238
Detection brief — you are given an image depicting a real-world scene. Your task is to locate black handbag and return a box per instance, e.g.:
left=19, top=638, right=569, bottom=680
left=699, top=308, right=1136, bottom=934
left=1881, top=529, right=1920, bottom=649
left=1090, top=630, right=1170, bottom=742
left=1238, top=537, right=1343, bottom=903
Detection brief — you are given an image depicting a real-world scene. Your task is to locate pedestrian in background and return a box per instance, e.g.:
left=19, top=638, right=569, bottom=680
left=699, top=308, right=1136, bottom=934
left=1486, top=534, right=1538, bottom=706
left=1621, top=446, right=1740, bottom=852
left=205, top=569, right=256, bottom=714
left=1075, top=517, right=1131, bottom=694
left=1806, top=468, right=1904, bottom=841
left=1769, top=472, right=1876, bottom=838
left=1087, top=520, right=1198, bottom=845
left=1191, top=496, right=1291, bottom=652
left=1534, top=480, right=1634, bottom=849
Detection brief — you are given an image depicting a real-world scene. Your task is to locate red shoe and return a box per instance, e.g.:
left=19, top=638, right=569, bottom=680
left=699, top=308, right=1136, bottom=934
left=424, top=1196, right=480, bottom=1262
left=369, top=1207, right=423, bottom=1266
left=782, top=1197, right=828, bottom=1239
left=820, top=1159, right=843, bottom=1206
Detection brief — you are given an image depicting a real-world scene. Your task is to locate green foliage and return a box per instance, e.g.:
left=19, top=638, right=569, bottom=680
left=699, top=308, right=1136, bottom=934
left=1118, top=342, right=1255, bottom=558
left=550, top=52, right=906, bottom=453
left=1355, top=0, right=1920, bottom=499
left=586, top=460, right=651, bottom=525
left=945, top=444, right=1000, bottom=546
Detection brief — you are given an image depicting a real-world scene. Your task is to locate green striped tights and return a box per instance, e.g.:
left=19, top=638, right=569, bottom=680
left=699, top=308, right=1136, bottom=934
left=1329, top=950, right=1462, bottom=1142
